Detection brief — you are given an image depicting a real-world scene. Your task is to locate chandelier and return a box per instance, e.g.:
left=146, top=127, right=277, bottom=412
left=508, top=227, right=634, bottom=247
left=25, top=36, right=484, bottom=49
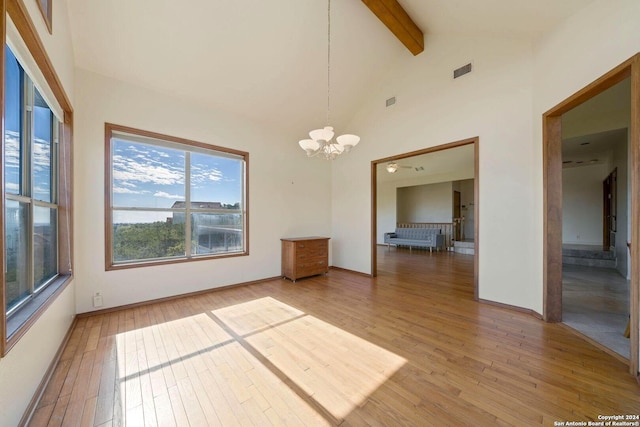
left=298, top=0, right=360, bottom=160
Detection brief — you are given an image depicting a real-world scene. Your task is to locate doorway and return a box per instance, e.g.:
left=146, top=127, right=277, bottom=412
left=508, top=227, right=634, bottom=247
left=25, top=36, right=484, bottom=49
left=543, top=54, right=640, bottom=375
left=370, top=137, right=479, bottom=298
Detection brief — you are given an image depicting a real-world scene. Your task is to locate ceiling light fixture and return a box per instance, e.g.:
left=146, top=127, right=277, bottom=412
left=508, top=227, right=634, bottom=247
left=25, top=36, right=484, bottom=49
left=298, top=0, right=360, bottom=160
left=386, top=162, right=398, bottom=173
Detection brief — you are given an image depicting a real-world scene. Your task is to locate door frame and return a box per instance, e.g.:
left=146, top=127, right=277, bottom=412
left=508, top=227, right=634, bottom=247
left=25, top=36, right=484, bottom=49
left=543, top=54, right=640, bottom=375
left=370, top=137, right=479, bottom=299
left=453, top=190, right=462, bottom=241
left=602, top=168, right=617, bottom=251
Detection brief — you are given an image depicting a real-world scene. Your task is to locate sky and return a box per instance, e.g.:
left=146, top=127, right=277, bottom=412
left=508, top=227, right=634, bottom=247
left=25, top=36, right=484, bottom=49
left=111, top=138, right=243, bottom=223
left=5, top=45, right=242, bottom=226
left=5, top=46, right=55, bottom=226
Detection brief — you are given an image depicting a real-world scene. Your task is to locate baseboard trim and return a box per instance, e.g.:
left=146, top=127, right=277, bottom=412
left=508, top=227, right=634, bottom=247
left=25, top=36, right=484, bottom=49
left=77, top=276, right=282, bottom=318
left=558, top=322, right=629, bottom=365
left=330, top=266, right=373, bottom=278
left=478, top=298, right=544, bottom=320
left=19, top=315, right=77, bottom=427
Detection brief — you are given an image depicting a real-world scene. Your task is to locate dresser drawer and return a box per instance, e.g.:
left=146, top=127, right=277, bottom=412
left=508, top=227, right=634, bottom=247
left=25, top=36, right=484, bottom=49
left=296, top=247, right=327, bottom=260
left=297, top=259, right=328, bottom=278
left=296, top=239, right=328, bottom=251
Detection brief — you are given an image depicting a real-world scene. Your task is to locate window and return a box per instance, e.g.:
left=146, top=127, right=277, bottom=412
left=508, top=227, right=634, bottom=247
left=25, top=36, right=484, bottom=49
left=3, top=45, right=62, bottom=318
left=36, top=0, right=53, bottom=33
left=2, top=3, right=73, bottom=356
left=105, top=124, right=248, bottom=269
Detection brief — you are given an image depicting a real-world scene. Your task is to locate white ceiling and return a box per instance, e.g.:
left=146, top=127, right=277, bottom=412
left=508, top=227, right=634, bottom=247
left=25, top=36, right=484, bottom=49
left=561, top=78, right=630, bottom=168
left=376, top=144, right=474, bottom=183
left=66, top=0, right=596, bottom=139
left=562, top=128, right=627, bottom=168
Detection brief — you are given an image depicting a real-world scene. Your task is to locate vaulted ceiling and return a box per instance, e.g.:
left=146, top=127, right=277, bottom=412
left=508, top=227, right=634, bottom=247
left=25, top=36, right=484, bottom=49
left=66, top=0, right=596, bottom=139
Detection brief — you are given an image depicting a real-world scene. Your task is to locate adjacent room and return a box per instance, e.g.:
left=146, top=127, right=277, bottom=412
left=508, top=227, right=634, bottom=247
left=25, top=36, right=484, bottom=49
left=561, top=78, right=632, bottom=359
left=1, top=0, right=639, bottom=425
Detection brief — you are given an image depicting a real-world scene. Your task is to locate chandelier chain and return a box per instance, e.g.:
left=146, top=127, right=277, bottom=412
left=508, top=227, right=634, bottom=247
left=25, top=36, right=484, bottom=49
left=327, top=0, right=331, bottom=126
left=296, top=0, right=359, bottom=159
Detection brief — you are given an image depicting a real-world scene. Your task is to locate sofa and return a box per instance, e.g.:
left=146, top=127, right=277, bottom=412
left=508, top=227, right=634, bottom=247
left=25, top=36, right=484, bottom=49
left=384, top=227, right=445, bottom=253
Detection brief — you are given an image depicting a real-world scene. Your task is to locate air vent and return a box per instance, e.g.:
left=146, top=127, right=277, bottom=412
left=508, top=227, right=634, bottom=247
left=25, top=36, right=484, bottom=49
left=453, top=63, right=472, bottom=79
left=386, top=96, right=396, bottom=107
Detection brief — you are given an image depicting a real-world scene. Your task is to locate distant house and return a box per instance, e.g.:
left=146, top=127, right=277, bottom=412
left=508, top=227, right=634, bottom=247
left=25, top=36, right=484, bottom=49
left=170, top=200, right=242, bottom=254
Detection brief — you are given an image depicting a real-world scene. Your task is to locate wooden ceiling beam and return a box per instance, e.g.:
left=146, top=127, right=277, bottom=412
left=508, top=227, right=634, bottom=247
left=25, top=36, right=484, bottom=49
left=362, top=0, right=424, bottom=56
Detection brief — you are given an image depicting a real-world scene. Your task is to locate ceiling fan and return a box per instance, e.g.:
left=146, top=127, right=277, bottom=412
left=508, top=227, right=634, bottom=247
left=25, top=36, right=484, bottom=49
left=385, top=162, right=414, bottom=173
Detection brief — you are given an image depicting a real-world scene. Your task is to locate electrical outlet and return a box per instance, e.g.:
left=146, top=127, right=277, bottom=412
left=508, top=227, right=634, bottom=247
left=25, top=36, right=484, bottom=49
left=93, top=291, right=103, bottom=308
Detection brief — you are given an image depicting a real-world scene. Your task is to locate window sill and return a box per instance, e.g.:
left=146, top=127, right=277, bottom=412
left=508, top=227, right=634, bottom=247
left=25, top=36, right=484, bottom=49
left=5, top=274, right=73, bottom=354
left=107, top=251, right=248, bottom=271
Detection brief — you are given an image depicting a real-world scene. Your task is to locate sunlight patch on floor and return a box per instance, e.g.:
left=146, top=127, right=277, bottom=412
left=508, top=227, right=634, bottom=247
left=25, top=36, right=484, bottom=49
left=115, top=311, right=328, bottom=425
left=213, top=297, right=407, bottom=420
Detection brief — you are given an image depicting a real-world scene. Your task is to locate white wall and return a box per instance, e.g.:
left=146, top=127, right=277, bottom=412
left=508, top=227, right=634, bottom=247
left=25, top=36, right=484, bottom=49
left=0, top=1, right=76, bottom=425
left=562, top=164, right=607, bottom=245
left=20, top=0, right=75, bottom=101
left=531, top=0, right=640, bottom=360
left=376, top=170, right=473, bottom=244
left=334, top=0, right=640, bottom=317
left=73, top=68, right=333, bottom=313
left=397, top=182, right=453, bottom=223
left=333, top=33, right=537, bottom=310
left=0, top=286, right=75, bottom=426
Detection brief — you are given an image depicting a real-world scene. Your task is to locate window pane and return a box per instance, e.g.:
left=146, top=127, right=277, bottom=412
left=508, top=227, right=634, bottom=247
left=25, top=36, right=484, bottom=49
left=33, top=89, right=54, bottom=203
left=190, top=152, right=242, bottom=209
left=191, top=213, right=243, bottom=255
left=112, top=139, right=185, bottom=209
left=39, top=0, right=49, bottom=13
left=5, top=201, right=30, bottom=312
left=34, top=206, right=57, bottom=289
left=112, top=210, right=186, bottom=262
left=4, top=46, right=23, bottom=195
left=38, top=0, right=52, bottom=25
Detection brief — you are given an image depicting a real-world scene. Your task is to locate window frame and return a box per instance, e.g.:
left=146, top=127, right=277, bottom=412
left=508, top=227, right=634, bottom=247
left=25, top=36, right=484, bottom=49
left=104, top=123, right=250, bottom=270
left=1, top=0, right=74, bottom=356
left=4, top=54, right=61, bottom=317
left=35, top=0, right=52, bottom=34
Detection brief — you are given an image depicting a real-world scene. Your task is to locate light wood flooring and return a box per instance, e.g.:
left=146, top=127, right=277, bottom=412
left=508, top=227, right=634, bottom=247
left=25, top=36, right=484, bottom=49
left=29, top=247, right=640, bottom=426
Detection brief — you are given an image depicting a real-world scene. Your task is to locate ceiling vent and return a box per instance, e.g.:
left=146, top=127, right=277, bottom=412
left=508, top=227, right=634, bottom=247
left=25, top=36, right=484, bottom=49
left=386, top=96, right=396, bottom=107
left=453, top=63, right=472, bottom=79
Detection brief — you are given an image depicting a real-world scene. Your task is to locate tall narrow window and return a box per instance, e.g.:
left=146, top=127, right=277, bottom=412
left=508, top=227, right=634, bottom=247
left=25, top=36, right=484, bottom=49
left=4, top=46, right=60, bottom=316
left=37, top=0, right=53, bottom=33
left=106, top=124, right=248, bottom=269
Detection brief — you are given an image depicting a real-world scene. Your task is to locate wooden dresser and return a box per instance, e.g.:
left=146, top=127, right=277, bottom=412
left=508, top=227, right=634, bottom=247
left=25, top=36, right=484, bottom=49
left=281, top=237, right=330, bottom=282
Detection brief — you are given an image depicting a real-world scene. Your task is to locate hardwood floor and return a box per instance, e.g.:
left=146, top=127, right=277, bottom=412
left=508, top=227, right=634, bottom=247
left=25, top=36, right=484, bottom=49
left=30, top=247, right=640, bottom=426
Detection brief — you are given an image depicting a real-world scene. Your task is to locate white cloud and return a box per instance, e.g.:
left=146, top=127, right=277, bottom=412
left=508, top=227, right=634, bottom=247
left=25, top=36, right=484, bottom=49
left=208, top=169, right=223, bottom=181
left=4, top=132, right=20, bottom=167
left=113, top=187, right=147, bottom=194
left=153, top=191, right=184, bottom=199
left=112, top=158, right=184, bottom=186
left=5, top=182, right=19, bottom=192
